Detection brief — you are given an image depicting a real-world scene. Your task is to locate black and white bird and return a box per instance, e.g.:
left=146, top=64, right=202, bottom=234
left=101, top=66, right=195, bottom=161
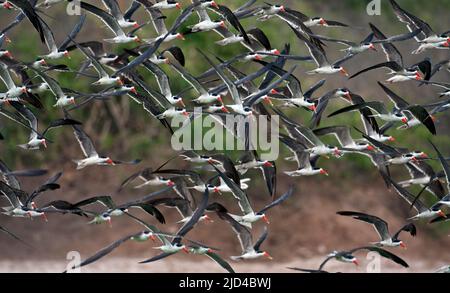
left=211, top=164, right=294, bottom=227
left=398, top=162, right=446, bottom=199
left=293, top=246, right=409, bottom=272
left=0, top=61, right=28, bottom=100
left=132, top=0, right=185, bottom=44
left=274, top=107, right=343, bottom=158
left=309, top=29, right=421, bottom=58
left=328, top=86, right=436, bottom=136
left=427, top=141, right=450, bottom=210
left=102, top=0, right=140, bottom=29
left=67, top=113, right=118, bottom=170
left=387, top=177, right=447, bottom=220
left=279, top=134, right=328, bottom=177
left=73, top=42, right=124, bottom=87
left=290, top=25, right=350, bottom=76
left=1, top=172, right=62, bottom=220
left=235, top=150, right=276, bottom=197
left=39, top=14, right=86, bottom=60
left=313, top=125, right=375, bottom=153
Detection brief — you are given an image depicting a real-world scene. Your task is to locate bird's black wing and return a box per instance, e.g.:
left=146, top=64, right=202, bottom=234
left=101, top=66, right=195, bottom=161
left=9, top=0, right=45, bottom=42
left=205, top=252, right=235, bottom=273
left=42, top=119, right=82, bottom=136
left=378, top=82, right=410, bottom=110
left=139, top=252, right=176, bottom=264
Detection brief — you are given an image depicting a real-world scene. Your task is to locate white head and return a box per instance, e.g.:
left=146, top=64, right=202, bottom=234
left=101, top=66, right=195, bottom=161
left=394, top=112, right=408, bottom=124
left=334, top=66, right=349, bottom=76
left=142, top=230, right=156, bottom=241
left=125, top=86, right=137, bottom=94
left=261, top=251, right=273, bottom=260
left=204, top=1, right=218, bottom=9
left=269, top=48, right=281, bottom=55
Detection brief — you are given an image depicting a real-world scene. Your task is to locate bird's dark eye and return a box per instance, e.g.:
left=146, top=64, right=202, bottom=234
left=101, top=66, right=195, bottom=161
left=244, top=107, right=252, bottom=112
left=207, top=184, right=214, bottom=188
left=102, top=213, right=109, bottom=217
left=395, top=113, right=402, bottom=117
left=405, top=154, right=413, bottom=157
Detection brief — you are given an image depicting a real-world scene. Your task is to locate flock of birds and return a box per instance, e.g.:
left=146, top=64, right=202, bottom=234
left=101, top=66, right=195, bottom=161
left=0, top=0, right=449, bottom=273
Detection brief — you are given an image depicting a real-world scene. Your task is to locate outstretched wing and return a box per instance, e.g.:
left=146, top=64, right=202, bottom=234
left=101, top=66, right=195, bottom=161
left=392, top=223, right=417, bottom=241
left=64, top=233, right=139, bottom=272
left=205, top=252, right=235, bottom=273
